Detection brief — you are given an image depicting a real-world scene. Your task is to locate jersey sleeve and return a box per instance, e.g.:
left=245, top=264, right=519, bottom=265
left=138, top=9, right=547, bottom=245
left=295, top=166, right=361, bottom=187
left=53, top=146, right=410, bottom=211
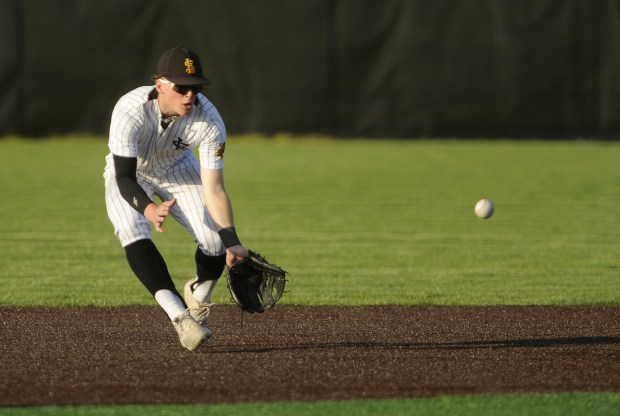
left=198, top=115, right=227, bottom=170
left=108, top=92, right=146, bottom=158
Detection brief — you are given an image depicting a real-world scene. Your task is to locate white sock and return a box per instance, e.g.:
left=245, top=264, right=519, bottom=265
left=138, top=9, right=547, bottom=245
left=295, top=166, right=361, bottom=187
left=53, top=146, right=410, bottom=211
left=154, top=289, right=186, bottom=321
left=191, top=279, right=219, bottom=304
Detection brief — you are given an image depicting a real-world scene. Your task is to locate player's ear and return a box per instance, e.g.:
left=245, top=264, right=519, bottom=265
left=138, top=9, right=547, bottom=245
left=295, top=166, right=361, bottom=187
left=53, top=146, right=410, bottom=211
left=155, top=80, right=165, bottom=94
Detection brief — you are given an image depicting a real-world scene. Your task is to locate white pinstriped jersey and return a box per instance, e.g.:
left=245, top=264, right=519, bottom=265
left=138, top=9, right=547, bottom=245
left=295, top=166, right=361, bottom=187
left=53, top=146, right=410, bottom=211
left=103, top=86, right=227, bottom=253
left=104, top=86, right=226, bottom=179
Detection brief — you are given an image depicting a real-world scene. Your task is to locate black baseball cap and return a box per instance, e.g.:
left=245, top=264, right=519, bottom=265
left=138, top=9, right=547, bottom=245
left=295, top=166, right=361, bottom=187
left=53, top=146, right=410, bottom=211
left=156, top=46, right=211, bottom=85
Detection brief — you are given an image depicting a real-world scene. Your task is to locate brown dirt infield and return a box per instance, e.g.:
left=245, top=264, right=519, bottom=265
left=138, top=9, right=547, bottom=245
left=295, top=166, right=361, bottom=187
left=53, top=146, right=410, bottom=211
left=0, top=305, right=618, bottom=406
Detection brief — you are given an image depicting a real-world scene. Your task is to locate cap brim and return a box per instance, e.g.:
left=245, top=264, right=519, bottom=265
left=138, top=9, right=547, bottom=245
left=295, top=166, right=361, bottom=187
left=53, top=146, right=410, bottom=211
left=166, top=76, right=212, bottom=86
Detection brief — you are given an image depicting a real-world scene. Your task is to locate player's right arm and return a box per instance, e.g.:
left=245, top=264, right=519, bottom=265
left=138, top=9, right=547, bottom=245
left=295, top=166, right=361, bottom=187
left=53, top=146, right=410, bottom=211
left=113, top=155, right=176, bottom=233
left=109, top=89, right=174, bottom=232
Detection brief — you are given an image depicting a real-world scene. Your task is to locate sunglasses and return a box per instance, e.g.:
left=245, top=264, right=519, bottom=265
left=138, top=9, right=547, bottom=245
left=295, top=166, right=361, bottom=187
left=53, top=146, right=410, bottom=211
left=159, top=78, right=202, bottom=95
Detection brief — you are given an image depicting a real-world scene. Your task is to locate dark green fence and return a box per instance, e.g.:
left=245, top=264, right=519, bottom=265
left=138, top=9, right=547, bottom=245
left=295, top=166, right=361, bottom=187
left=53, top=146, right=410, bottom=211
left=2, top=0, right=618, bottom=138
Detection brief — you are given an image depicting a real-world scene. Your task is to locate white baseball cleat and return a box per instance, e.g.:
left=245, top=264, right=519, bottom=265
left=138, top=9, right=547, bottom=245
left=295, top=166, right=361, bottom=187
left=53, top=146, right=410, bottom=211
left=184, top=279, right=214, bottom=329
left=172, top=309, right=212, bottom=352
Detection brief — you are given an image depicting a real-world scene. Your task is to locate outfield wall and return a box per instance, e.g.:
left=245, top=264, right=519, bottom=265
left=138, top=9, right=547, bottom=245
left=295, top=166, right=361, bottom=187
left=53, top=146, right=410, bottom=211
left=2, top=0, right=619, bottom=139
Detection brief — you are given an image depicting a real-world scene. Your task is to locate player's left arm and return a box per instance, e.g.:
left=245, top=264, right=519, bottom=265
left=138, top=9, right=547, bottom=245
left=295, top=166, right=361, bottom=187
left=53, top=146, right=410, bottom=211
left=201, top=167, right=249, bottom=265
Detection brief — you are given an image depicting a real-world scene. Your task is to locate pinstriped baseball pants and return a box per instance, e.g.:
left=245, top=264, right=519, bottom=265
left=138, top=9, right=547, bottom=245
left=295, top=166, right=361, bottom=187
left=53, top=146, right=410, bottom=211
left=104, top=155, right=225, bottom=256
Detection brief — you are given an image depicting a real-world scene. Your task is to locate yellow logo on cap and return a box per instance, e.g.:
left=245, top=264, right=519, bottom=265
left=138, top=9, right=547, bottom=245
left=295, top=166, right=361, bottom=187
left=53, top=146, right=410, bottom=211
left=184, top=58, right=196, bottom=75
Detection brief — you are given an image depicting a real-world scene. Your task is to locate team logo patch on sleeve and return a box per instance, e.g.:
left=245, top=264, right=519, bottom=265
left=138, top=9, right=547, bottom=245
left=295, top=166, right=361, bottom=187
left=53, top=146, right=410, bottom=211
left=215, top=143, right=226, bottom=159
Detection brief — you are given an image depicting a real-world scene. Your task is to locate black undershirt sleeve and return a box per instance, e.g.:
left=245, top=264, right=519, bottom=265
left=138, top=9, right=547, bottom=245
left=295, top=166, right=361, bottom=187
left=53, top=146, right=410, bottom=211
left=113, top=154, right=153, bottom=214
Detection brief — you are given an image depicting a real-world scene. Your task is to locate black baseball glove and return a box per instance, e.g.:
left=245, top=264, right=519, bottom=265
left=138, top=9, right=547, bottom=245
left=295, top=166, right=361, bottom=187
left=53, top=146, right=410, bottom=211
left=226, top=251, right=287, bottom=313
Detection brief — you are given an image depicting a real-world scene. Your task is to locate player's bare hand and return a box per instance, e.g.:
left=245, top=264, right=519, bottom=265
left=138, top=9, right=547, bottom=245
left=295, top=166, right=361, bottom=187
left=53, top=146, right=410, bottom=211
left=145, top=198, right=177, bottom=233
left=226, top=244, right=249, bottom=267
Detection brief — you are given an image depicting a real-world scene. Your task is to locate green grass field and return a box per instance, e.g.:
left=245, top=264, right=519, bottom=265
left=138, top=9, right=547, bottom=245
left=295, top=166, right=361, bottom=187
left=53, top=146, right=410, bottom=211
left=1, top=393, right=618, bottom=416
left=0, top=137, right=618, bottom=307
left=0, top=136, right=618, bottom=414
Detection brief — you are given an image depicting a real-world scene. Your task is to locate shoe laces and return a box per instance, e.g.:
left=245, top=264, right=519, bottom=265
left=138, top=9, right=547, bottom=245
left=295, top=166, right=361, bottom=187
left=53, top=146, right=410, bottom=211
left=190, top=302, right=212, bottom=325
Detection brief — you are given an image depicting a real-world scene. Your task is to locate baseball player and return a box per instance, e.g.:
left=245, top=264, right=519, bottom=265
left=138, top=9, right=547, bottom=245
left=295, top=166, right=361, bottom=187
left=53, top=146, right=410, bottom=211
left=103, top=46, right=248, bottom=351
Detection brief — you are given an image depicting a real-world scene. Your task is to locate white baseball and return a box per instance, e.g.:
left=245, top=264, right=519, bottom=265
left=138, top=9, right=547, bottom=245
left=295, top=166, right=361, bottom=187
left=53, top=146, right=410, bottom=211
left=475, top=199, right=494, bottom=219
